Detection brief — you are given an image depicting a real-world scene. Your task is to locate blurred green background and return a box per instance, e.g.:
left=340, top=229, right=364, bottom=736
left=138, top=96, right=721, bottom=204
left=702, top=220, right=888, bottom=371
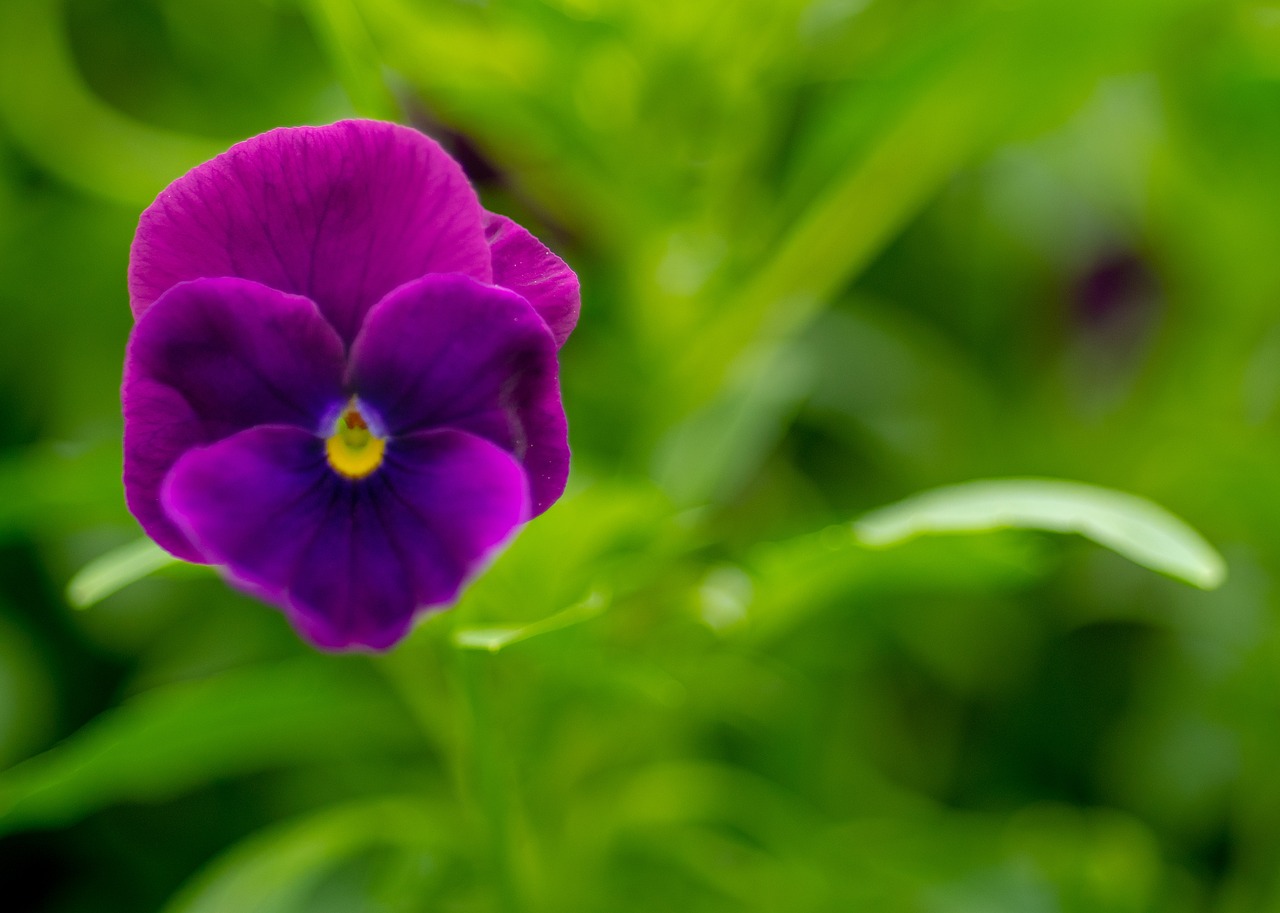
left=1, top=0, right=1278, bottom=909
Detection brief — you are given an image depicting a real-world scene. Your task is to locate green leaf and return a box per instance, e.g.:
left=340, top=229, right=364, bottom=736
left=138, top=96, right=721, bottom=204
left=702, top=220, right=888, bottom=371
left=301, top=0, right=401, bottom=120
left=0, top=0, right=225, bottom=207
left=743, top=527, right=1049, bottom=643
left=0, top=661, right=416, bottom=836
left=0, top=443, right=124, bottom=540
left=161, top=796, right=455, bottom=913
left=453, top=589, right=608, bottom=653
left=65, top=538, right=181, bottom=609
left=655, top=339, right=815, bottom=506
left=854, top=478, right=1226, bottom=589
left=448, top=481, right=676, bottom=630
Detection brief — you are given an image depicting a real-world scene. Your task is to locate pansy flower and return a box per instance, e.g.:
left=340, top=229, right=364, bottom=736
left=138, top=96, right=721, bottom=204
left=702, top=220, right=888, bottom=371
left=123, top=120, right=577, bottom=650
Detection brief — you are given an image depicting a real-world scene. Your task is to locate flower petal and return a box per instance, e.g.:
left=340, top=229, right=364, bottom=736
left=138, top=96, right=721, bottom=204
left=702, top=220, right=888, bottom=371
left=349, top=273, right=569, bottom=515
left=161, top=425, right=529, bottom=650
left=123, top=277, right=345, bottom=560
left=484, top=212, right=580, bottom=347
left=129, top=120, right=492, bottom=343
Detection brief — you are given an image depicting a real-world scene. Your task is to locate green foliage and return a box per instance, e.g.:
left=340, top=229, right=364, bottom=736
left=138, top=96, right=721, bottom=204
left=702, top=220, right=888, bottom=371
left=0, top=0, right=1276, bottom=909
left=855, top=478, right=1226, bottom=589
left=66, top=539, right=177, bottom=609
left=0, top=660, right=417, bottom=836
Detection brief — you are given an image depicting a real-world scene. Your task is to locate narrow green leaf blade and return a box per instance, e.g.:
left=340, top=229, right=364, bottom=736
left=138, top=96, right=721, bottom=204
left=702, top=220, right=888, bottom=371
left=66, top=538, right=179, bottom=609
left=855, top=478, right=1226, bottom=589
left=452, top=590, right=608, bottom=653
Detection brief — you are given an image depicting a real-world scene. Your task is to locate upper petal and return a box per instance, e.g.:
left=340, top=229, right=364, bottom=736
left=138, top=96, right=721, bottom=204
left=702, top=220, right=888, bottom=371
left=484, top=212, right=580, bottom=347
left=123, top=277, right=345, bottom=560
left=129, top=120, right=493, bottom=343
left=348, top=273, right=569, bottom=515
left=161, top=425, right=529, bottom=650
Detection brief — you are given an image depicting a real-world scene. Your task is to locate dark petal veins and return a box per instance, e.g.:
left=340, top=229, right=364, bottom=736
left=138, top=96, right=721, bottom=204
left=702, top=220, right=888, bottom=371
left=129, top=120, right=492, bottom=343
left=484, top=212, right=580, bottom=347
left=349, top=273, right=569, bottom=515
left=161, top=426, right=529, bottom=651
left=123, top=277, right=345, bottom=560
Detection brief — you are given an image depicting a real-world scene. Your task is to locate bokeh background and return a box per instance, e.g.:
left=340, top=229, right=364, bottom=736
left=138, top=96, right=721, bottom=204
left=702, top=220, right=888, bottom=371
left=1, top=0, right=1279, bottom=910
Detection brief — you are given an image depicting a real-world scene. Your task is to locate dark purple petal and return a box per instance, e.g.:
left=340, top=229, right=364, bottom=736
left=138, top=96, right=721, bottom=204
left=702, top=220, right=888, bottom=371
left=484, top=212, right=580, bottom=347
left=162, top=425, right=529, bottom=650
left=349, top=273, right=569, bottom=515
left=123, top=277, right=345, bottom=560
left=129, top=120, right=492, bottom=343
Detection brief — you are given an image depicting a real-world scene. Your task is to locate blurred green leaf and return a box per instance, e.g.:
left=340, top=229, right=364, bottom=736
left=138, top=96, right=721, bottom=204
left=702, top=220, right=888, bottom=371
left=855, top=478, right=1226, bottom=590
left=65, top=538, right=181, bottom=609
left=745, top=526, right=1050, bottom=642
left=0, top=660, right=416, bottom=836
left=655, top=338, right=815, bottom=506
left=161, top=796, right=456, bottom=913
left=0, top=613, right=55, bottom=768
left=302, top=0, right=400, bottom=120
left=452, top=588, right=608, bottom=652
left=0, top=0, right=225, bottom=206
left=450, top=481, right=679, bottom=629
left=0, top=443, right=125, bottom=539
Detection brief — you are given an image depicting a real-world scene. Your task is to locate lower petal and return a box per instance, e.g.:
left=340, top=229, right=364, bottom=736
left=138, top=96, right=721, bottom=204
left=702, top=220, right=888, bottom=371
left=160, top=425, right=333, bottom=591
left=162, top=425, right=528, bottom=650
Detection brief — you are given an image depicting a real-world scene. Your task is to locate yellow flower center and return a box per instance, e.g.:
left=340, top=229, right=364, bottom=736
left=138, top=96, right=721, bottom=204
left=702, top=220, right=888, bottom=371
left=325, top=402, right=385, bottom=480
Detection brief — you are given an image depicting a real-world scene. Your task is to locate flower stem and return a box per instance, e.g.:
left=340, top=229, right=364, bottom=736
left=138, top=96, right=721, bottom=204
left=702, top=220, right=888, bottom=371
left=457, top=649, right=529, bottom=913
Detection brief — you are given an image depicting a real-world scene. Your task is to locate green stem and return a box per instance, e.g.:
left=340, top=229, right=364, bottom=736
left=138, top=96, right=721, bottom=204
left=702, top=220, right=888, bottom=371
left=457, top=650, right=526, bottom=913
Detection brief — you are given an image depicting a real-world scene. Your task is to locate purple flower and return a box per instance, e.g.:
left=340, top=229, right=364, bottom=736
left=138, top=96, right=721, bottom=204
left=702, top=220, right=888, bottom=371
left=122, top=120, right=577, bottom=650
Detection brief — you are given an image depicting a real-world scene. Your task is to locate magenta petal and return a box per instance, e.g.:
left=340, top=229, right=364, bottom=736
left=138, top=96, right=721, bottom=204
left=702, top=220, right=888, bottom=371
left=123, top=277, right=345, bottom=560
left=484, top=212, right=580, bottom=347
left=129, top=120, right=492, bottom=343
left=349, top=273, right=569, bottom=515
left=162, top=425, right=529, bottom=650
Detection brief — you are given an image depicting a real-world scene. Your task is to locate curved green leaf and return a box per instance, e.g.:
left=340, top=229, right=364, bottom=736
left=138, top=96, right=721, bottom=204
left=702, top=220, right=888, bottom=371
left=66, top=538, right=181, bottom=609
left=453, top=589, right=608, bottom=652
left=855, top=478, right=1226, bottom=589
